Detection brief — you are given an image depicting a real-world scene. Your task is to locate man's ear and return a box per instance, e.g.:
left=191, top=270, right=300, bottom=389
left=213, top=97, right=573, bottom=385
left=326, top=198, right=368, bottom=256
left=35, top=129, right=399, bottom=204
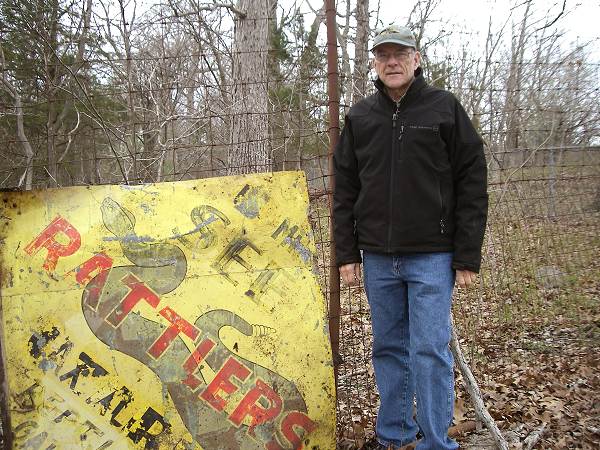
left=414, top=51, right=422, bottom=68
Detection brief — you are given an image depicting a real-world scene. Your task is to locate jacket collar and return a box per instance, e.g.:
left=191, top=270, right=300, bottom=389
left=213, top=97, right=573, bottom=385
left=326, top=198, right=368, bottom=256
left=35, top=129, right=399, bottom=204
left=374, top=67, right=425, bottom=104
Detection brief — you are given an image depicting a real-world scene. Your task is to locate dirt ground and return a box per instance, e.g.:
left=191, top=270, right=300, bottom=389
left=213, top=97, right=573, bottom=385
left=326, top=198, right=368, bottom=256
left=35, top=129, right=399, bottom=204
left=457, top=302, right=600, bottom=449
left=312, top=168, right=600, bottom=449
left=337, top=287, right=599, bottom=450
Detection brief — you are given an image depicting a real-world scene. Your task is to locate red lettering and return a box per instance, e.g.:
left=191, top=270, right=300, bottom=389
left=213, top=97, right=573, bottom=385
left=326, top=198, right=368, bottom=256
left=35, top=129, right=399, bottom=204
left=182, top=338, right=216, bottom=389
left=265, top=411, right=317, bottom=450
left=229, top=379, right=282, bottom=435
left=280, top=412, right=317, bottom=448
left=105, top=274, right=160, bottom=326
left=265, top=439, right=283, bottom=450
left=25, top=216, right=81, bottom=272
left=72, top=253, right=113, bottom=285
left=199, top=357, right=250, bottom=411
left=71, top=253, right=113, bottom=311
left=148, top=307, right=200, bottom=359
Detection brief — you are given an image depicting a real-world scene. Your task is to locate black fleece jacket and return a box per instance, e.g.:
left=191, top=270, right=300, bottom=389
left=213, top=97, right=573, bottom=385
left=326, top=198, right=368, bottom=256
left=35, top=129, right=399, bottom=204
left=333, top=68, right=488, bottom=272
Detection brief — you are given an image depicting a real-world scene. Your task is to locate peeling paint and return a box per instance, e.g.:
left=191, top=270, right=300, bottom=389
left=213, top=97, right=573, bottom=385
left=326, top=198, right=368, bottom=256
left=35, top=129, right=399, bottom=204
left=234, top=184, right=270, bottom=219
left=28, top=327, right=60, bottom=359
left=283, top=235, right=312, bottom=263
left=0, top=171, right=335, bottom=449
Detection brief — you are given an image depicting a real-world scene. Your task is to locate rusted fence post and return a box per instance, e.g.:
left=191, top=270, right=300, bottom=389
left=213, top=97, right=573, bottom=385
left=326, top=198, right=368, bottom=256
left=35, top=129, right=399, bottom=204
left=326, top=0, right=342, bottom=385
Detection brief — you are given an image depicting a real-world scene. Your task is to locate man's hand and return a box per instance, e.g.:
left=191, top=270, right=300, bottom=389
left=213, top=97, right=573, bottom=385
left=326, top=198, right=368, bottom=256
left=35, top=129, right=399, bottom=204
left=340, top=263, right=361, bottom=286
left=456, top=269, right=477, bottom=288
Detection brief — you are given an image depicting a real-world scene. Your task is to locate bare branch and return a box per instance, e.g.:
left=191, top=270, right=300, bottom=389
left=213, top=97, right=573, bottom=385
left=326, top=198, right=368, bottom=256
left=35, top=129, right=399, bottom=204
left=57, top=109, right=81, bottom=163
left=0, top=44, right=35, bottom=190
left=534, top=0, right=566, bottom=32
left=171, top=2, right=246, bottom=19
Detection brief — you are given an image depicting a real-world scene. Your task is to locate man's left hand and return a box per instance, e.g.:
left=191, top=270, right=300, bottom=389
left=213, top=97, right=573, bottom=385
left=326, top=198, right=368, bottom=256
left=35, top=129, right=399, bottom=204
left=456, top=269, right=477, bottom=288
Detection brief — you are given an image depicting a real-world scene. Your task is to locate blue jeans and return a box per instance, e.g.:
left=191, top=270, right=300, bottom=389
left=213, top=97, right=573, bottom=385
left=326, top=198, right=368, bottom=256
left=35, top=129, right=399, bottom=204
left=363, top=251, right=458, bottom=450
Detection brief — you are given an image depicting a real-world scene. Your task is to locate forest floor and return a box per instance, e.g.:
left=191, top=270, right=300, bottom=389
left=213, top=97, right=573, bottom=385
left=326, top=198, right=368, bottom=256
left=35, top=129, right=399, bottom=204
left=336, top=278, right=600, bottom=450
left=457, top=295, right=599, bottom=449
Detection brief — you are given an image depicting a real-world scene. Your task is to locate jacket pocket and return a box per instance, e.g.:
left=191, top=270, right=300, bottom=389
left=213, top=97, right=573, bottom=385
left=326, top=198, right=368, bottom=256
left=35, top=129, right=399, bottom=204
left=437, top=176, right=446, bottom=235
left=404, top=124, right=448, bottom=171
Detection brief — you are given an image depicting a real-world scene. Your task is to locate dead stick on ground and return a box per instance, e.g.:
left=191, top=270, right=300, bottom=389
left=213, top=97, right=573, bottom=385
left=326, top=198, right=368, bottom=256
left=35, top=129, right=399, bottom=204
left=450, top=317, right=509, bottom=450
left=449, top=420, right=477, bottom=437
left=523, top=422, right=546, bottom=450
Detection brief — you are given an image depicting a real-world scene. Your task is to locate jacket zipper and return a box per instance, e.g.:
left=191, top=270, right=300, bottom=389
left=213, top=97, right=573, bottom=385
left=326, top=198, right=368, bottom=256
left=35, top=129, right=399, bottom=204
left=438, top=181, right=445, bottom=234
left=388, top=101, right=403, bottom=250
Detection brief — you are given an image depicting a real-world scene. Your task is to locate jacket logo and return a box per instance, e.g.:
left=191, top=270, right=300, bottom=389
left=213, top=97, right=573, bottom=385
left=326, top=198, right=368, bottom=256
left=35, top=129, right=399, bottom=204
left=407, top=124, right=439, bottom=132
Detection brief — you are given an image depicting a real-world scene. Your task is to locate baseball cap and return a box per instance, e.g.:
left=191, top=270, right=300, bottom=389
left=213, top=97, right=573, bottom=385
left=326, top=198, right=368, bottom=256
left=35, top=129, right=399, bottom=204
left=371, top=24, right=417, bottom=51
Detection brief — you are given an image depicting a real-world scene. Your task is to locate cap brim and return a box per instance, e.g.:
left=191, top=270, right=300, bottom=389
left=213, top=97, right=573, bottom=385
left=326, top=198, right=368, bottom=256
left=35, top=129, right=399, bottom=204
left=370, top=38, right=416, bottom=52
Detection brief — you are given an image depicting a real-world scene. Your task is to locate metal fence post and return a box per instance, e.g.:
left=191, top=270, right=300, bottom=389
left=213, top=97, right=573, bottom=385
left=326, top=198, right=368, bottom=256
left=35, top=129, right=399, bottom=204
left=326, top=0, right=342, bottom=386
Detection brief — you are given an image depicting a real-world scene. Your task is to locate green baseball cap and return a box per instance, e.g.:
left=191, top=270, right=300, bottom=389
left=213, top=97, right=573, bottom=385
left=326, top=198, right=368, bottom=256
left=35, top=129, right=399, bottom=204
left=371, top=24, right=417, bottom=51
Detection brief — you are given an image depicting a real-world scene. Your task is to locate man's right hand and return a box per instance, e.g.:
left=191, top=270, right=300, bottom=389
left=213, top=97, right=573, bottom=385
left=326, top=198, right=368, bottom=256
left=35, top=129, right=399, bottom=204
left=340, top=263, right=362, bottom=286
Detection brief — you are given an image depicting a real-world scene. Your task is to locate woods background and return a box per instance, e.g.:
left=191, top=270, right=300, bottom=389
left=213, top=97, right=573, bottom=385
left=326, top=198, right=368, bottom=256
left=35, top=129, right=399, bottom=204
left=0, top=0, right=598, bottom=448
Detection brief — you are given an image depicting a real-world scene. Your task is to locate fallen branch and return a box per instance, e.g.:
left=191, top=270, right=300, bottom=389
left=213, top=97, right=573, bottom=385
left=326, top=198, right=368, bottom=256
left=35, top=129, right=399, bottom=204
left=450, top=317, right=509, bottom=450
left=523, top=422, right=547, bottom=450
left=449, top=420, right=478, bottom=438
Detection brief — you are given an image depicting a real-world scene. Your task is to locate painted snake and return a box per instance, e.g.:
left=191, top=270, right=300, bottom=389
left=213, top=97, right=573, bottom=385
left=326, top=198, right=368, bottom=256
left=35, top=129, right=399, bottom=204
left=81, top=198, right=314, bottom=450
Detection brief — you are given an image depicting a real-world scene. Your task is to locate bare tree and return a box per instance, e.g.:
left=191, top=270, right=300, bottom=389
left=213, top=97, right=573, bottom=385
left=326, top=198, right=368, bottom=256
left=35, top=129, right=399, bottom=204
left=407, top=0, right=442, bottom=51
left=227, top=0, right=273, bottom=174
left=501, top=0, right=532, bottom=166
left=1, top=0, right=94, bottom=187
left=352, top=0, right=370, bottom=101
left=336, top=0, right=353, bottom=112
left=296, top=4, right=326, bottom=166
left=0, top=46, right=35, bottom=190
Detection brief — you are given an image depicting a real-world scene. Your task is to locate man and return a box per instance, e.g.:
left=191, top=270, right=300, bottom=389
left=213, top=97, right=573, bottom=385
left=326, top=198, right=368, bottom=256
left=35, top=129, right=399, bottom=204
left=333, top=25, right=488, bottom=450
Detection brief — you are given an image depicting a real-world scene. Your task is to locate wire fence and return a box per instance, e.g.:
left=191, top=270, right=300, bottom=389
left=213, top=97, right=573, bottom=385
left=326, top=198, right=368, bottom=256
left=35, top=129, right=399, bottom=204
left=1, top=2, right=599, bottom=448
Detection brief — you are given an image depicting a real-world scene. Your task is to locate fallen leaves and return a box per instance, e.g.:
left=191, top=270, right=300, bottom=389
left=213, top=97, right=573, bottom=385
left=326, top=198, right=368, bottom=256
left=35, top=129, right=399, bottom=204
left=455, top=300, right=600, bottom=449
left=336, top=286, right=599, bottom=449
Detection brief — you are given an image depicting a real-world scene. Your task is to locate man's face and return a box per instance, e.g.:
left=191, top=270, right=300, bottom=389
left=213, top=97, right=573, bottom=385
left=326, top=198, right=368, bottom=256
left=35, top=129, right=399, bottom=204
left=372, top=43, right=421, bottom=92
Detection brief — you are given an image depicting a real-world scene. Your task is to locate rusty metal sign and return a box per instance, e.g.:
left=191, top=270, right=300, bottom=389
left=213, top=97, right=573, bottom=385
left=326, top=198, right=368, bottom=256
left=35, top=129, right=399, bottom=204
left=0, top=171, right=335, bottom=449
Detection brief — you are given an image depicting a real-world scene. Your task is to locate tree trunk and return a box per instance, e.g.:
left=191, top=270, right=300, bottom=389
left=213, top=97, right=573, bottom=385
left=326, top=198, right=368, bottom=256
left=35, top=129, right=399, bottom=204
left=337, top=0, right=352, bottom=113
left=119, top=0, right=139, bottom=181
left=352, top=0, right=370, bottom=102
left=297, top=5, right=325, bottom=168
left=45, top=0, right=60, bottom=186
left=267, top=0, right=286, bottom=171
left=1, top=41, right=35, bottom=190
left=17, top=97, right=35, bottom=190
left=227, top=0, right=272, bottom=175
left=502, top=0, right=531, bottom=168
left=46, top=98, right=58, bottom=185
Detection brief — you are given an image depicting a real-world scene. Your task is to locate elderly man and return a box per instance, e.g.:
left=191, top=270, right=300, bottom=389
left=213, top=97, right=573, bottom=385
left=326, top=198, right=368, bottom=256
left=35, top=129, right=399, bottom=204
left=333, top=25, right=488, bottom=450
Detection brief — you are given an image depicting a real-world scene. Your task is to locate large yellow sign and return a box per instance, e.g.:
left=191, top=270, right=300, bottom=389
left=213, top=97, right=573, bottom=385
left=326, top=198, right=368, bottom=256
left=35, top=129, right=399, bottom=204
left=0, top=171, right=335, bottom=449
